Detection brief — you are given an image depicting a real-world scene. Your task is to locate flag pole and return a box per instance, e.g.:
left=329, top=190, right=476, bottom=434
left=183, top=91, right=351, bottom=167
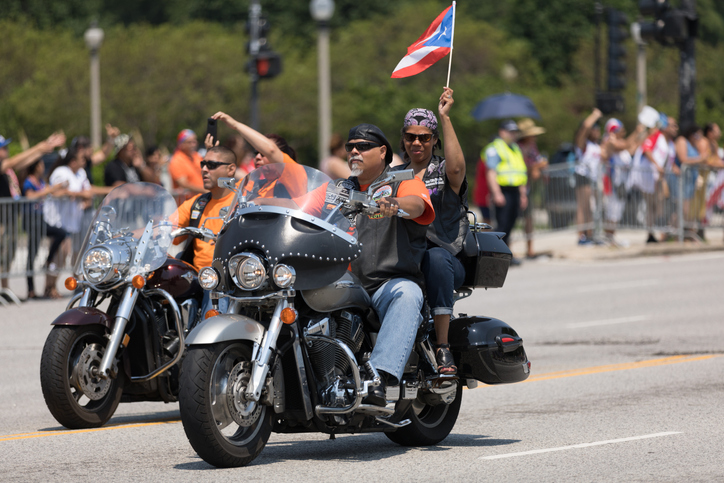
left=445, top=1, right=456, bottom=88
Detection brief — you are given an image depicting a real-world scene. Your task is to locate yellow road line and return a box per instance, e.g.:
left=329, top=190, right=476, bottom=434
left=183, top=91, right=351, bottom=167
left=0, top=420, right=179, bottom=442
left=524, top=354, right=720, bottom=383
left=2, top=354, right=720, bottom=442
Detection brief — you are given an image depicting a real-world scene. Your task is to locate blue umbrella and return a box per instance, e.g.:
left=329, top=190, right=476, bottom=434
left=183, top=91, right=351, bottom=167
left=471, top=92, right=541, bottom=121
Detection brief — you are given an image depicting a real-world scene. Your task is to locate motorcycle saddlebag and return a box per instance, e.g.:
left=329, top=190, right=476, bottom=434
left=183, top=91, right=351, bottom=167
left=458, top=231, right=512, bottom=289
left=448, top=315, right=530, bottom=384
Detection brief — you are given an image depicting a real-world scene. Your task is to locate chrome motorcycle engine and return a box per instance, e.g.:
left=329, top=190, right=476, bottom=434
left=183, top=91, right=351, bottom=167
left=306, top=311, right=365, bottom=406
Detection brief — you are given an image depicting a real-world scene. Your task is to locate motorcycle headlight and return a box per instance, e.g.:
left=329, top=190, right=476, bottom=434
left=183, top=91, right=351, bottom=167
left=198, top=267, right=219, bottom=290
left=229, top=253, right=266, bottom=290
left=272, top=264, right=296, bottom=289
left=82, top=247, right=114, bottom=284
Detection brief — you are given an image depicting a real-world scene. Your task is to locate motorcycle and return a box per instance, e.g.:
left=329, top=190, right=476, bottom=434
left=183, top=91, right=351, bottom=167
left=40, top=182, right=214, bottom=429
left=178, top=165, right=530, bottom=467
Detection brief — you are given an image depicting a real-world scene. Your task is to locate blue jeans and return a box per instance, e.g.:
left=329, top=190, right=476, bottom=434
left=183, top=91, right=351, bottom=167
left=368, top=278, right=423, bottom=384
left=421, top=247, right=466, bottom=316
left=200, top=290, right=230, bottom=317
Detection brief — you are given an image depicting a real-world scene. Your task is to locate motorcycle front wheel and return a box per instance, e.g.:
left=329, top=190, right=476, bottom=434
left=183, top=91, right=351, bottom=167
left=385, top=383, right=463, bottom=446
left=40, top=325, right=125, bottom=429
left=179, top=342, right=273, bottom=468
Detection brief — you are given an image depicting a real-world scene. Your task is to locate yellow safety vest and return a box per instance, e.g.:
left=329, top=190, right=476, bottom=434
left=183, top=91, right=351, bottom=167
left=484, top=138, right=527, bottom=187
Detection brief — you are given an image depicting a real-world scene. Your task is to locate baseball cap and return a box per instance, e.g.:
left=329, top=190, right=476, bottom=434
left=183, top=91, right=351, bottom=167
left=0, top=135, right=12, bottom=149
left=347, top=123, right=393, bottom=164
left=499, top=119, right=520, bottom=132
left=604, top=118, right=623, bottom=133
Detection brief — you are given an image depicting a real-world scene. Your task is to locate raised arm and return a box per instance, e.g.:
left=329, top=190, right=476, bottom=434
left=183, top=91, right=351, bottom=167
left=212, top=112, right=284, bottom=164
left=438, top=87, right=465, bottom=194
left=1, top=131, right=66, bottom=173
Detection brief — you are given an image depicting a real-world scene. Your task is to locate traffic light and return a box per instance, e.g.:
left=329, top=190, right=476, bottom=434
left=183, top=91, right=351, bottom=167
left=245, top=13, right=283, bottom=80
left=254, top=50, right=282, bottom=79
left=637, top=0, right=697, bottom=46
left=606, top=8, right=628, bottom=92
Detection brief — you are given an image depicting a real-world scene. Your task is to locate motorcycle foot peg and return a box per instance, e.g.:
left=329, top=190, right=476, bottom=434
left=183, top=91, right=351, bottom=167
left=364, top=361, right=381, bottom=384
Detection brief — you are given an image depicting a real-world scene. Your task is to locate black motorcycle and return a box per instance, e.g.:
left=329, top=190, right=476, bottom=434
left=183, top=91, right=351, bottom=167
left=178, top=165, right=530, bottom=467
left=40, top=182, right=212, bottom=429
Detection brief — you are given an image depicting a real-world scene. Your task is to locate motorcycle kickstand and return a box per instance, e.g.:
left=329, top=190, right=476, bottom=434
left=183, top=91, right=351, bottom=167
left=375, top=417, right=411, bottom=429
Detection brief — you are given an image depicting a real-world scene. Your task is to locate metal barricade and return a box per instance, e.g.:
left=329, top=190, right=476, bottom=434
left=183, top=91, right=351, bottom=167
left=0, top=188, right=201, bottom=302
left=521, top=162, right=724, bottom=243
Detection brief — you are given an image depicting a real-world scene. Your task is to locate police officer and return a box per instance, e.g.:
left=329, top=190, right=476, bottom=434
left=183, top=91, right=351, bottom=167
left=484, top=119, right=528, bottom=252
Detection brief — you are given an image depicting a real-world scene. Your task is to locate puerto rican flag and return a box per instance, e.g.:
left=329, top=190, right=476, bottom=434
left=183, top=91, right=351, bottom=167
left=391, top=5, right=455, bottom=78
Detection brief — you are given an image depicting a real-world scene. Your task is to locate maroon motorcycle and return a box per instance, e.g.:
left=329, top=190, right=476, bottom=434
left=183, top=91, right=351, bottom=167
left=40, top=182, right=210, bottom=429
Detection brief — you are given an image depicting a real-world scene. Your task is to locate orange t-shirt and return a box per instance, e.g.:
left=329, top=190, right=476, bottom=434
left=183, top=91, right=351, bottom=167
left=173, top=191, right=235, bottom=271
left=169, top=150, right=204, bottom=192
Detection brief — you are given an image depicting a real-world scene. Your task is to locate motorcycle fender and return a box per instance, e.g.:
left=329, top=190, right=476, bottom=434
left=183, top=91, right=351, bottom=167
left=185, top=313, right=265, bottom=346
left=50, top=307, right=112, bottom=330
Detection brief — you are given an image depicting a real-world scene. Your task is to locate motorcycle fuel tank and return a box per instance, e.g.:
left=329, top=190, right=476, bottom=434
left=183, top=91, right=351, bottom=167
left=301, top=271, right=371, bottom=313
left=147, top=256, right=202, bottom=300
left=448, top=315, right=530, bottom=384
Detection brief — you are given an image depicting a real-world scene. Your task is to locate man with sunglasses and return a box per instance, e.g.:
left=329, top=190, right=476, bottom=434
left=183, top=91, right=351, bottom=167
left=344, top=123, right=435, bottom=406
left=173, top=146, right=237, bottom=315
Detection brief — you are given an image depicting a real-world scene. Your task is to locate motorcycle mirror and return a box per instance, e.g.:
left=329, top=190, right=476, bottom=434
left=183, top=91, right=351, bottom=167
left=219, top=206, right=230, bottom=217
left=367, top=169, right=415, bottom=195
left=218, top=177, right=237, bottom=190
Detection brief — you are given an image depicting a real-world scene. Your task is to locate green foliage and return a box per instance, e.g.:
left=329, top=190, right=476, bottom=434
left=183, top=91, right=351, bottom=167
left=1, top=0, right=724, bottom=177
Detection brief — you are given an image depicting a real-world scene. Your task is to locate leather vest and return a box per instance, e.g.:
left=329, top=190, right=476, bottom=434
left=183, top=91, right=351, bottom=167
left=400, top=156, right=469, bottom=256
left=348, top=168, right=428, bottom=293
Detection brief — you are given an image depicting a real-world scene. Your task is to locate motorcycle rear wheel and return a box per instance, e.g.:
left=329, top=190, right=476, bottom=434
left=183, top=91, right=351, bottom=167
left=179, top=342, right=273, bottom=468
left=385, top=383, right=463, bottom=446
left=40, top=325, right=125, bottom=429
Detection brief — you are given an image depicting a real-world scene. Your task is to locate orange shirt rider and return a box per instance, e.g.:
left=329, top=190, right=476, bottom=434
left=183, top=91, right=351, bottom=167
left=173, top=191, right=234, bottom=272
left=240, top=152, right=307, bottom=198
left=169, top=129, right=205, bottom=193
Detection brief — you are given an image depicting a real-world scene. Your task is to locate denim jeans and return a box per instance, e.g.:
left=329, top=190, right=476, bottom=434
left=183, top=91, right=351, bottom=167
left=421, top=247, right=466, bottom=316
left=200, top=290, right=230, bottom=317
left=368, top=278, right=423, bottom=384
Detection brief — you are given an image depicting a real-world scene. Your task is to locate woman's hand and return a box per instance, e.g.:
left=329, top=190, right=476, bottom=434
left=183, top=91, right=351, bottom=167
left=438, top=87, right=454, bottom=118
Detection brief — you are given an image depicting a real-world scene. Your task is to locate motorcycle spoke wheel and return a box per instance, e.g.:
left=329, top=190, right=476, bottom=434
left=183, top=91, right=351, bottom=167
left=40, top=326, right=125, bottom=429
left=179, top=342, right=273, bottom=468
left=385, top=383, right=463, bottom=446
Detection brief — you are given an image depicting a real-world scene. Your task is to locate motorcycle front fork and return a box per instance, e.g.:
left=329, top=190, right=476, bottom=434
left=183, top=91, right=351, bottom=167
left=98, top=286, right=139, bottom=379
left=245, top=298, right=288, bottom=403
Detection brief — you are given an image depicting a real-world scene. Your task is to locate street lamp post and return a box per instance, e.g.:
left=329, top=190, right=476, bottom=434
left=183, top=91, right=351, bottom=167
left=310, top=0, right=334, bottom=169
left=84, top=22, right=104, bottom=149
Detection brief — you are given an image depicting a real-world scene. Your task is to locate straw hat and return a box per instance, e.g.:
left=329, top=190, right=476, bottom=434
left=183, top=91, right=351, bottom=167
left=518, top=118, right=546, bottom=138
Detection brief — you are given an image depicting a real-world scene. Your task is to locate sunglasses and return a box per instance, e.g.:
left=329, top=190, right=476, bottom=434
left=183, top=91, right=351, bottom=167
left=200, top=160, right=232, bottom=170
left=403, top=132, right=434, bottom=143
left=345, top=142, right=380, bottom=153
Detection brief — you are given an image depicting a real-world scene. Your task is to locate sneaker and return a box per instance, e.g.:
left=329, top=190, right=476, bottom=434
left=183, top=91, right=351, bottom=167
left=578, top=235, right=593, bottom=246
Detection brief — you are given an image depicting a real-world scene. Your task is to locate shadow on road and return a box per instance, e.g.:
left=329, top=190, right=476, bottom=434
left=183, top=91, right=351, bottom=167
left=37, top=409, right=181, bottom=432
left=173, top=432, right=520, bottom=470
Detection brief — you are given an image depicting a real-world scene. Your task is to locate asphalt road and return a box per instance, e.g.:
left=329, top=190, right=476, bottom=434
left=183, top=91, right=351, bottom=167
left=2, top=252, right=723, bottom=482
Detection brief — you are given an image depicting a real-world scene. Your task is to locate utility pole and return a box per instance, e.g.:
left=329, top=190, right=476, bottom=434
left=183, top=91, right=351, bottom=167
left=679, top=0, right=697, bottom=128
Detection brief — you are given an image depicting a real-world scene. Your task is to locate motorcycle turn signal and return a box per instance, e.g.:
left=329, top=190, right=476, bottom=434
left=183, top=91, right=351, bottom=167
left=64, top=277, right=78, bottom=291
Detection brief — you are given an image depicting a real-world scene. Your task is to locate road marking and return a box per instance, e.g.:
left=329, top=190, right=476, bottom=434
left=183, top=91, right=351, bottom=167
left=480, top=432, right=682, bottom=460
left=567, top=315, right=651, bottom=329
left=0, top=420, right=178, bottom=442
left=575, top=279, right=659, bottom=293
left=524, top=354, right=720, bottom=383
left=2, top=355, right=720, bottom=443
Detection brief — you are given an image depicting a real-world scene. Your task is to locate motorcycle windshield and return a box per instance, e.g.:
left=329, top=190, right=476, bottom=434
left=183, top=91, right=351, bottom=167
left=73, top=182, right=179, bottom=281
left=233, top=163, right=354, bottom=237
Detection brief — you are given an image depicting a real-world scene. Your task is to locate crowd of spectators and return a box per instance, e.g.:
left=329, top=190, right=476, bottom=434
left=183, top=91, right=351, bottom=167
left=0, top=122, right=266, bottom=302
left=473, top=107, right=724, bottom=252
